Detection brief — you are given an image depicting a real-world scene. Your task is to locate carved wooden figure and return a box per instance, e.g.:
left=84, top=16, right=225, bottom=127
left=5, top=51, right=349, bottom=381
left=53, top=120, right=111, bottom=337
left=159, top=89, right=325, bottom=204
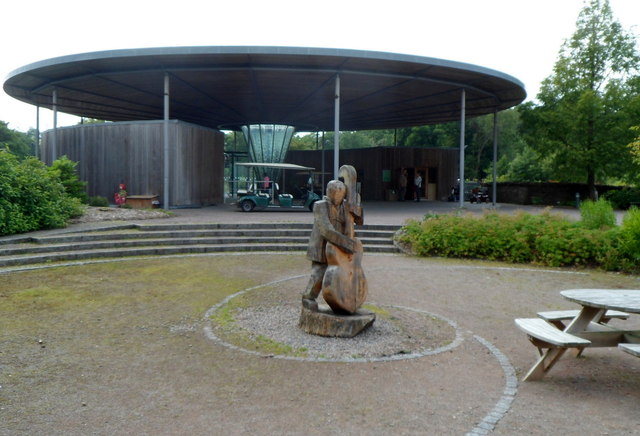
left=299, top=165, right=373, bottom=337
left=321, top=165, right=368, bottom=314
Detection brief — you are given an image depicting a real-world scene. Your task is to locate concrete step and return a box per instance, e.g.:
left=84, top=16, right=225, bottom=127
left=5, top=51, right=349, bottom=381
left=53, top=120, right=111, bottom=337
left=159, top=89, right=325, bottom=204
left=0, top=243, right=399, bottom=267
left=5, top=230, right=398, bottom=248
left=14, top=223, right=396, bottom=243
left=0, top=236, right=395, bottom=256
left=0, top=223, right=401, bottom=268
left=133, top=222, right=397, bottom=232
left=27, top=228, right=396, bottom=244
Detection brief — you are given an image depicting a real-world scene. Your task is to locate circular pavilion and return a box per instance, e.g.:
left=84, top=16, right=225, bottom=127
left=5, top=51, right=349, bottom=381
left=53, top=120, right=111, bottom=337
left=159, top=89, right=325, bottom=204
left=3, top=46, right=526, bottom=207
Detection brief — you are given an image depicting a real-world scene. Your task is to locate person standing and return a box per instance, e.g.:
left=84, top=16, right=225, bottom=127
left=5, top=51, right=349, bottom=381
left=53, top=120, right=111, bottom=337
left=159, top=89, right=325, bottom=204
left=398, top=168, right=407, bottom=201
left=414, top=172, right=422, bottom=202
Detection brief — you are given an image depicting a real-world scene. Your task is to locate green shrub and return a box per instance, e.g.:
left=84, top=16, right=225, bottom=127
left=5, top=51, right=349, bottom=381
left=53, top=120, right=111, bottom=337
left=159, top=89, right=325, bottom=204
left=402, top=211, right=553, bottom=264
left=0, top=152, right=30, bottom=234
left=398, top=208, right=638, bottom=273
left=618, top=207, right=640, bottom=269
left=48, top=156, right=88, bottom=203
left=0, top=151, right=83, bottom=236
left=603, top=188, right=640, bottom=210
left=88, top=195, right=109, bottom=207
left=579, top=199, right=616, bottom=230
left=534, top=224, right=604, bottom=267
left=593, top=227, right=626, bottom=272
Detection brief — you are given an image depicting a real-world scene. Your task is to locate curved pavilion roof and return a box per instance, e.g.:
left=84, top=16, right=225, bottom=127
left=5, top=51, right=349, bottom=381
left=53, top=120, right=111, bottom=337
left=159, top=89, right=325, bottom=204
left=4, top=46, right=526, bottom=132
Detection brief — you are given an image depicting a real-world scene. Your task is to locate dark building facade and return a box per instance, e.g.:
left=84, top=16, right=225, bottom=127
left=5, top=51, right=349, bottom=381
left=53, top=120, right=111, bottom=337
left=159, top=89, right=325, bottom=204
left=41, top=120, right=225, bottom=208
left=287, top=146, right=459, bottom=202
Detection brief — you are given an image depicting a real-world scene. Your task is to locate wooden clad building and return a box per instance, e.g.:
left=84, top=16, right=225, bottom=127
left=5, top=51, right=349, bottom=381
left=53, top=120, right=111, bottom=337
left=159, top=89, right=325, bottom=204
left=41, top=120, right=224, bottom=208
left=287, top=147, right=459, bottom=202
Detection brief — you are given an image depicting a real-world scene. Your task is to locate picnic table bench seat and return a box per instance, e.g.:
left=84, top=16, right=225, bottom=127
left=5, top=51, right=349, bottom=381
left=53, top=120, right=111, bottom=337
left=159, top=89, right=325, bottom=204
left=619, top=343, right=640, bottom=357
left=537, top=309, right=629, bottom=329
left=515, top=318, right=591, bottom=349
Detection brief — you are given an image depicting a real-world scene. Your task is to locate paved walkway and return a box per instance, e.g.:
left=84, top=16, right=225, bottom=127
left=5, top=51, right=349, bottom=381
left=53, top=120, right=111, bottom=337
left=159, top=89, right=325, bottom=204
left=0, top=200, right=597, bottom=244
left=150, top=200, right=584, bottom=226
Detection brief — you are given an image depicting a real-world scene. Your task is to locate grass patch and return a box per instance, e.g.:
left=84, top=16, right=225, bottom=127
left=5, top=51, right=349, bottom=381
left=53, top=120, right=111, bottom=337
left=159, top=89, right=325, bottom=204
left=209, top=294, right=250, bottom=329
left=254, top=334, right=308, bottom=356
left=0, top=256, right=289, bottom=340
left=209, top=287, right=310, bottom=358
left=362, top=303, right=391, bottom=318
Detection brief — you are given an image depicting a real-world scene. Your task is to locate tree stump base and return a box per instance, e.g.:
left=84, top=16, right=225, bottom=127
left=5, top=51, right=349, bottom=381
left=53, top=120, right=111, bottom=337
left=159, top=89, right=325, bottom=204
left=298, top=301, right=375, bottom=338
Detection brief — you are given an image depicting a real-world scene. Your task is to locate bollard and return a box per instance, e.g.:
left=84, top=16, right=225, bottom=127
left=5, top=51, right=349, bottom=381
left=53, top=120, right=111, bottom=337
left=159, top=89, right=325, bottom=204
left=575, top=192, right=580, bottom=208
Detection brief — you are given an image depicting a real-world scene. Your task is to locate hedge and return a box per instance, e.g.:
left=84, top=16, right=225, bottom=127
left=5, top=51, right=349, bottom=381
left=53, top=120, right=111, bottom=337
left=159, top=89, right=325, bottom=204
left=397, top=203, right=639, bottom=273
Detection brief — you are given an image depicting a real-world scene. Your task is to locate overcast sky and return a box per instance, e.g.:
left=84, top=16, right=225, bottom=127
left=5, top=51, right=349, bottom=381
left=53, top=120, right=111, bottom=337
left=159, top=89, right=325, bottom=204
left=1, top=0, right=639, bottom=132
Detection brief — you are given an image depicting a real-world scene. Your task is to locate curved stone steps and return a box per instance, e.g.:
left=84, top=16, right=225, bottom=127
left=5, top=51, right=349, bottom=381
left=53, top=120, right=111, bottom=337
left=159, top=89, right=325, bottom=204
left=0, top=223, right=401, bottom=268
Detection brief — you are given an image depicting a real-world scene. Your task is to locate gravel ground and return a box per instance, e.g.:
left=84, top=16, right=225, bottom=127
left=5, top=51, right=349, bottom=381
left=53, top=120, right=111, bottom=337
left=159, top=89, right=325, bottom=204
left=208, top=285, right=459, bottom=362
left=69, top=206, right=171, bottom=223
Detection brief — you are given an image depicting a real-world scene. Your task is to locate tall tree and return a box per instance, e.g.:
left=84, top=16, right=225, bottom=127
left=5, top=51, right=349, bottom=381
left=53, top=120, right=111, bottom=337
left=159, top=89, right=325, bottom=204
left=0, top=121, right=35, bottom=160
left=466, top=109, right=529, bottom=182
left=523, top=0, right=639, bottom=197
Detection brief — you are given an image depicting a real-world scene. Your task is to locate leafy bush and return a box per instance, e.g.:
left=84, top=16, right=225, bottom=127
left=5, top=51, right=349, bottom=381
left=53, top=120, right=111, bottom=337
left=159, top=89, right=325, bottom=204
left=0, top=151, right=84, bottom=236
left=397, top=209, right=639, bottom=273
left=579, top=199, right=616, bottom=230
left=618, top=207, right=640, bottom=267
left=603, top=188, right=640, bottom=210
left=88, top=195, right=109, bottom=207
left=48, top=155, right=88, bottom=203
left=0, top=152, right=30, bottom=234
left=534, top=224, right=606, bottom=267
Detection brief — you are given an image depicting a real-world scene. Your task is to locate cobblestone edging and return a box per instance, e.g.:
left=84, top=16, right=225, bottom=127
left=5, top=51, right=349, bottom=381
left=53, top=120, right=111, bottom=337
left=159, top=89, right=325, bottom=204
left=466, top=335, right=518, bottom=436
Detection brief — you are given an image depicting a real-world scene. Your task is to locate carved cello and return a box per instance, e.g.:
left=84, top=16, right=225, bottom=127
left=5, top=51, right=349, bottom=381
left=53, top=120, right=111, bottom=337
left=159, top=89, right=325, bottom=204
left=322, top=165, right=368, bottom=314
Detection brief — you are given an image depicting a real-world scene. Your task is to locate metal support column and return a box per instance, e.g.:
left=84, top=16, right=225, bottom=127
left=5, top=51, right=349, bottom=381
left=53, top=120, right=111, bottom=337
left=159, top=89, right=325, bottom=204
left=52, top=89, right=57, bottom=162
left=321, top=131, right=326, bottom=190
left=36, top=105, right=40, bottom=160
left=458, top=89, right=466, bottom=208
left=333, top=74, right=340, bottom=180
left=163, top=73, right=170, bottom=210
left=492, top=109, right=498, bottom=206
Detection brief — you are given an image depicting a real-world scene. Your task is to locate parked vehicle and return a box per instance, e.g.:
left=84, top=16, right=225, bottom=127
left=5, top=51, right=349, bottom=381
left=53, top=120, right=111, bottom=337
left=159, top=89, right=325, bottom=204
left=234, top=162, right=321, bottom=212
left=469, top=185, right=491, bottom=203
left=448, top=181, right=491, bottom=203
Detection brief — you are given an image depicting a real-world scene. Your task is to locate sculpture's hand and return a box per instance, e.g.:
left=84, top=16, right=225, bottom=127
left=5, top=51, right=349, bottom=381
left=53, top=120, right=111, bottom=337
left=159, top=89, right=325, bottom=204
left=340, top=237, right=356, bottom=254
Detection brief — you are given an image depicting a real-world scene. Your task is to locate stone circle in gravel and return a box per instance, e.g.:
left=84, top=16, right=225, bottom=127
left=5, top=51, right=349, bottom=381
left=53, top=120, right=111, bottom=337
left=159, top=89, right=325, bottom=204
left=206, top=281, right=461, bottom=362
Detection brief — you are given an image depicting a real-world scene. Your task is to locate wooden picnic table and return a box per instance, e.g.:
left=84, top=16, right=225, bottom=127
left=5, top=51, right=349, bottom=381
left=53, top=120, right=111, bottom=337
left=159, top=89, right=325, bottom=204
left=516, top=289, right=640, bottom=381
left=561, top=289, right=640, bottom=314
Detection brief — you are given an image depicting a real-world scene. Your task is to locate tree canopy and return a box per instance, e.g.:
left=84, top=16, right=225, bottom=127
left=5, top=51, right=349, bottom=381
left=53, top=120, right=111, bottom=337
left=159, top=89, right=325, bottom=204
left=0, top=121, right=36, bottom=160
left=520, top=0, right=640, bottom=196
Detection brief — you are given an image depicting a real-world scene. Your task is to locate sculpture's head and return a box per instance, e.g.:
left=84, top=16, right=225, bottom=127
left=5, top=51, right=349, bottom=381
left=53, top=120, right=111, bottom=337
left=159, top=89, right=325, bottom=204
left=326, top=180, right=346, bottom=206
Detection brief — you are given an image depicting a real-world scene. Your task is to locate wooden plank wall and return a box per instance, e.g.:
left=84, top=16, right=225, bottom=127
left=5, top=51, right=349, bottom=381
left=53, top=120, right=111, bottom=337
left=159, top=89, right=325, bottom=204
left=41, top=120, right=224, bottom=207
left=286, top=147, right=458, bottom=201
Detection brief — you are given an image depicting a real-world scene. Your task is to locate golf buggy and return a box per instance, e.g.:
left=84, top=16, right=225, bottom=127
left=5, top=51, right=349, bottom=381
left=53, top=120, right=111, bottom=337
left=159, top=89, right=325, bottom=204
left=234, top=162, right=321, bottom=212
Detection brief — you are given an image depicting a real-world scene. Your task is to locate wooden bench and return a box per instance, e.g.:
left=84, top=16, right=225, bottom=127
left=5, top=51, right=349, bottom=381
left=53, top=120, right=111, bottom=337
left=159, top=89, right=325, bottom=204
left=515, top=318, right=591, bottom=352
left=125, top=195, right=159, bottom=209
left=516, top=318, right=593, bottom=381
left=619, top=343, right=640, bottom=357
left=537, top=309, right=629, bottom=329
